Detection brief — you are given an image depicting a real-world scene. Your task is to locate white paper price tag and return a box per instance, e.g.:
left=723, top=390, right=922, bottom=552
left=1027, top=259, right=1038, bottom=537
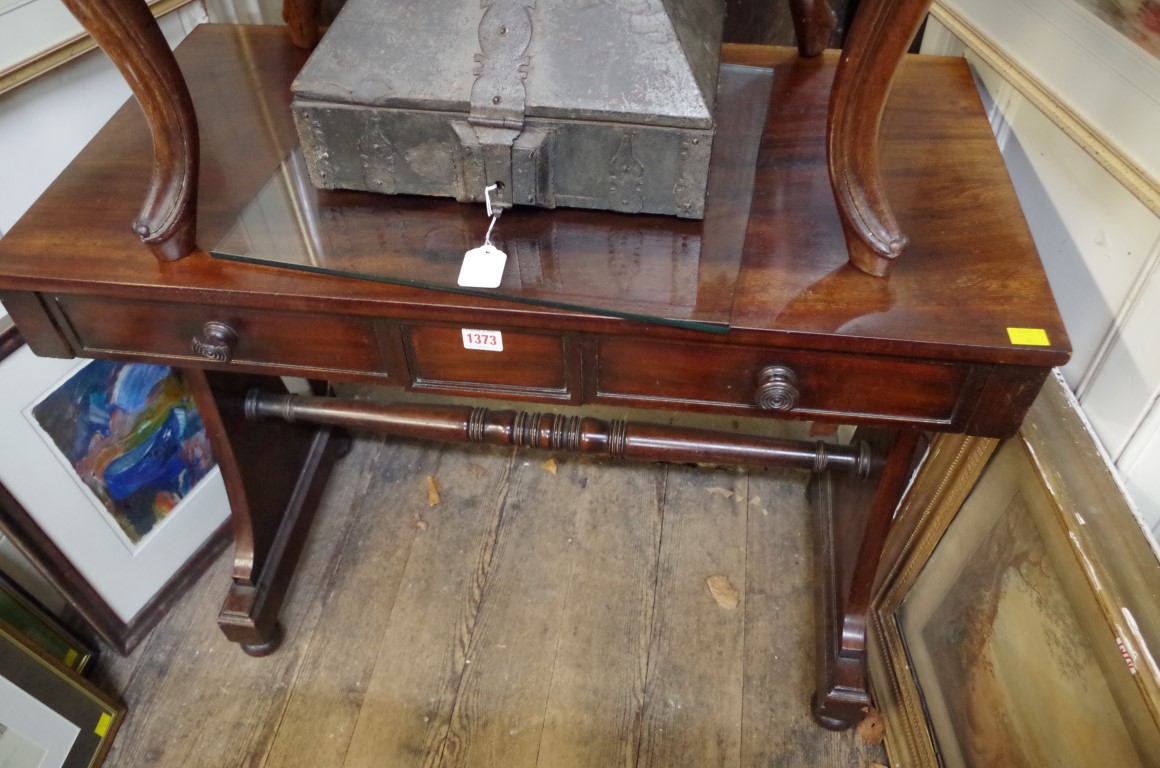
left=461, top=329, right=503, bottom=351
left=458, top=244, right=507, bottom=288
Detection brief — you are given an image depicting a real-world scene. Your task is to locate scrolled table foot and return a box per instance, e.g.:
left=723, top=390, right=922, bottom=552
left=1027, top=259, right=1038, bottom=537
left=810, top=690, right=868, bottom=732
left=240, top=622, right=285, bottom=657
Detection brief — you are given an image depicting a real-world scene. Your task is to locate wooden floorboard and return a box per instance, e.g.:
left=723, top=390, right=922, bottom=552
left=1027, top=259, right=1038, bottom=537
left=534, top=457, right=664, bottom=768
left=95, top=428, right=886, bottom=768
left=260, top=434, right=420, bottom=768
left=637, top=467, right=749, bottom=768
left=343, top=441, right=518, bottom=768
left=741, top=470, right=883, bottom=767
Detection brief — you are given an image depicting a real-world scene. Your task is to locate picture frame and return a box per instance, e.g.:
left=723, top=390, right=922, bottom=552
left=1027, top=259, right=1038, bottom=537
left=870, top=372, right=1160, bottom=766
left=0, top=0, right=194, bottom=95
left=0, top=618, right=123, bottom=768
left=0, top=321, right=231, bottom=653
left=927, top=0, right=1160, bottom=217
left=0, top=570, right=95, bottom=674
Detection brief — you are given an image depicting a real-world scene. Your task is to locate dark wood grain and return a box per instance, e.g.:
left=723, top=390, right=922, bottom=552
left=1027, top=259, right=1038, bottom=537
left=726, top=0, right=856, bottom=49
left=57, top=0, right=199, bottom=261
left=0, top=29, right=1067, bottom=370
left=812, top=428, right=920, bottom=729
left=825, top=0, right=934, bottom=275
left=788, top=0, right=838, bottom=55
left=244, top=391, right=873, bottom=475
left=403, top=324, right=575, bottom=400
left=0, top=27, right=1069, bottom=731
left=282, top=0, right=322, bottom=47
left=185, top=369, right=340, bottom=651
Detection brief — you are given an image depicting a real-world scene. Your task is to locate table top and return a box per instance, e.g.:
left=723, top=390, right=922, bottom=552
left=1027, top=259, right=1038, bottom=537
left=0, top=25, right=1069, bottom=369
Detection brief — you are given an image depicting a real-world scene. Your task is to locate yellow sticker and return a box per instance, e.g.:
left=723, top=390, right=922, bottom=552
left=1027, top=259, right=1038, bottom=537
left=95, top=712, right=113, bottom=737
left=65, top=649, right=78, bottom=668
left=1007, top=327, right=1050, bottom=346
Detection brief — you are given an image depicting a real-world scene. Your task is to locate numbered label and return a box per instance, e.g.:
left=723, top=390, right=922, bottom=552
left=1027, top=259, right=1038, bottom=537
left=461, top=328, right=504, bottom=351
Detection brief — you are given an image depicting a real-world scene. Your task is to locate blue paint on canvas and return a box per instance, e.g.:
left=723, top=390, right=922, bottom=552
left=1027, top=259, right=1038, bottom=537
left=31, top=362, right=216, bottom=544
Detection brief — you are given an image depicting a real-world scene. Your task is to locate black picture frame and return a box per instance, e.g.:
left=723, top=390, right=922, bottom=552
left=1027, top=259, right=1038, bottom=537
left=0, top=618, right=124, bottom=768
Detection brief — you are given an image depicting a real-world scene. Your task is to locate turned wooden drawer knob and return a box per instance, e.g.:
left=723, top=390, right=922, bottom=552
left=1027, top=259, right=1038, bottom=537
left=755, top=365, right=800, bottom=411
left=191, top=321, right=239, bottom=363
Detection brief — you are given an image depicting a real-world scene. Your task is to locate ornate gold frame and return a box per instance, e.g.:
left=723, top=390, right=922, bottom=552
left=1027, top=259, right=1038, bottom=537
left=869, top=372, right=1160, bottom=766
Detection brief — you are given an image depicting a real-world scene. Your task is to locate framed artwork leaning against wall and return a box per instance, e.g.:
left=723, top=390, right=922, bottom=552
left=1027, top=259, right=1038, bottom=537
left=0, top=618, right=123, bottom=768
left=0, top=320, right=231, bottom=653
left=870, top=372, right=1160, bottom=767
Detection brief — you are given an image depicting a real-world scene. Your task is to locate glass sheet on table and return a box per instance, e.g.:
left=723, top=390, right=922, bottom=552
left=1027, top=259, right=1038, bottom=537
left=210, top=64, right=774, bottom=333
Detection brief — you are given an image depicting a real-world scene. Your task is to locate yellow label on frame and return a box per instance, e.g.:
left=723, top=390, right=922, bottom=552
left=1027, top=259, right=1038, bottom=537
left=1007, top=327, right=1050, bottom=346
left=95, top=712, right=113, bottom=737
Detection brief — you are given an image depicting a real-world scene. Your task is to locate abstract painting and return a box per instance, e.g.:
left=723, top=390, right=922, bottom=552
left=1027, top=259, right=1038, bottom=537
left=28, top=362, right=216, bottom=546
left=1070, top=0, right=1160, bottom=57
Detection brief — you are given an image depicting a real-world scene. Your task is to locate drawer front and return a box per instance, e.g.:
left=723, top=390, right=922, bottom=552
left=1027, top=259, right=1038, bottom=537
left=402, top=324, right=573, bottom=400
left=55, top=295, right=389, bottom=377
left=592, top=338, right=981, bottom=428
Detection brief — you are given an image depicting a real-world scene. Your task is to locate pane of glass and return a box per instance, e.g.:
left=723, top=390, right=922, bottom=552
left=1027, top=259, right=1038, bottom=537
left=211, top=64, right=773, bottom=332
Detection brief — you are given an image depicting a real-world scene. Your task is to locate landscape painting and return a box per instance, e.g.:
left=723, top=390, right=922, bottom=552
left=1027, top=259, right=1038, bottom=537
left=900, top=486, right=1146, bottom=767
left=28, top=362, right=216, bottom=547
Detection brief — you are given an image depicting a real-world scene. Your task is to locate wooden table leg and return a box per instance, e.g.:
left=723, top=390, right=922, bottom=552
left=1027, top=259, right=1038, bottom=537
left=58, top=0, right=199, bottom=262
left=282, top=0, right=323, bottom=48
left=827, top=0, right=933, bottom=276
left=810, top=428, right=922, bottom=729
left=787, top=0, right=838, bottom=56
left=185, top=370, right=340, bottom=656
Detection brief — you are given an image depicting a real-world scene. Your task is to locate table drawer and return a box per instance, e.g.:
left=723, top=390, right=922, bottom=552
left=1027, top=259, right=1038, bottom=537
left=591, top=338, right=981, bottom=428
left=402, top=324, right=574, bottom=400
left=54, top=295, right=390, bottom=377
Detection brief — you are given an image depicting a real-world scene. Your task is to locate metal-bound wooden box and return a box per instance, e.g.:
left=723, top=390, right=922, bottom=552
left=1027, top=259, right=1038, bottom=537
left=291, top=0, right=725, bottom=218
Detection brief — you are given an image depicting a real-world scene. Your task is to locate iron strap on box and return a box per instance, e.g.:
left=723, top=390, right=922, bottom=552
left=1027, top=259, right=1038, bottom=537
left=291, top=0, right=726, bottom=218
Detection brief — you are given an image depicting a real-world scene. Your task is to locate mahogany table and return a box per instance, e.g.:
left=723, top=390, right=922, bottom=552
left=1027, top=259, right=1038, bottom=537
left=0, top=26, right=1069, bottom=731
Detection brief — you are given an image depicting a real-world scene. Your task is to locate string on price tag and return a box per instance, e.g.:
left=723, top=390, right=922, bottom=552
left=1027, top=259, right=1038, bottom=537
left=458, top=183, right=508, bottom=289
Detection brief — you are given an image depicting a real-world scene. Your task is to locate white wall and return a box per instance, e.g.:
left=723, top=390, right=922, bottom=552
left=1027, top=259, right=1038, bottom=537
left=201, top=0, right=280, bottom=23
left=922, top=4, right=1160, bottom=539
left=0, top=5, right=207, bottom=234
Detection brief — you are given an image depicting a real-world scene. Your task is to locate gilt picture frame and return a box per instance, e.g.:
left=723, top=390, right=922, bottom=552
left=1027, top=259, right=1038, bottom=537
left=870, top=372, right=1160, bottom=766
left=927, top=0, right=1160, bottom=216
left=0, top=322, right=230, bottom=653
